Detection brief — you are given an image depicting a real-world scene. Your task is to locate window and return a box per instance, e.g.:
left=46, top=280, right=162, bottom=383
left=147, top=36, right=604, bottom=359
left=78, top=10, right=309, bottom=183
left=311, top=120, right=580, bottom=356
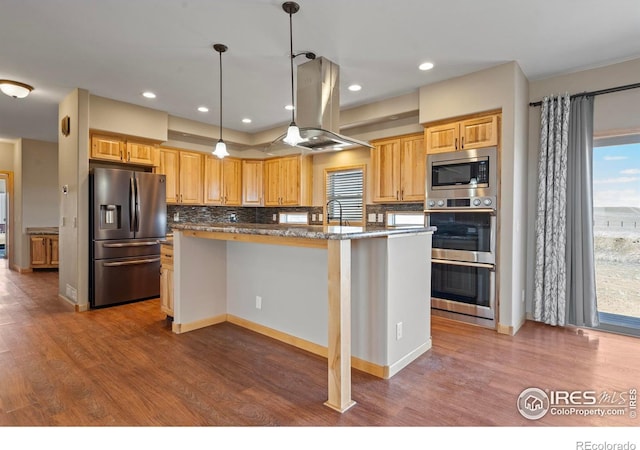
left=278, top=212, right=309, bottom=225
left=592, top=134, right=640, bottom=334
left=325, top=167, right=365, bottom=226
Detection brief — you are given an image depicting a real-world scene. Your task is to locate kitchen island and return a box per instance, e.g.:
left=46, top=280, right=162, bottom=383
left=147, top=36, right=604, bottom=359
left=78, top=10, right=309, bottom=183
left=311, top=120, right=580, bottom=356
left=171, top=222, right=435, bottom=413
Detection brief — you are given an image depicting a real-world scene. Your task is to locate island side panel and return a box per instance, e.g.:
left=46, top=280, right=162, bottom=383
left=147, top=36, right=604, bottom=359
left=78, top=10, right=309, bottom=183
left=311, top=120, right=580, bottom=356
left=351, top=238, right=388, bottom=366
left=226, top=241, right=329, bottom=345
left=386, top=233, right=433, bottom=376
left=173, top=231, right=228, bottom=331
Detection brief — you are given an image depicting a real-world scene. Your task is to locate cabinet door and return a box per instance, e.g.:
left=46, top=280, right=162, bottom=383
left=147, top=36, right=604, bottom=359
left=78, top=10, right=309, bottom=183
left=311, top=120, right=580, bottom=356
left=425, top=123, right=460, bottom=154
left=160, top=267, right=174, bottom=317
left=203, top=155, right=223, bottom=205
left=158, top=148, right=180, bottom=204
left=30, top=236, right=47, bottom=266
left=460, top=115, right=498, bottom=150
left=279, top=156, right=300, bottom=206
left=49, top=236, right=59, bottom=265
left=372, top=139, right=401, bottom=202
left=263, top=158, right=282, bottom=206
left=91, top=135, right=124, bottom=162
left=242, top=160, right=263, bottom=206
left=400, top=135, right=426, bottom=202
left=222, top=158, right=242, bottom=206
left=126, top=141, right=157, bottom=166
left=179, top=151, right=204, bottom=204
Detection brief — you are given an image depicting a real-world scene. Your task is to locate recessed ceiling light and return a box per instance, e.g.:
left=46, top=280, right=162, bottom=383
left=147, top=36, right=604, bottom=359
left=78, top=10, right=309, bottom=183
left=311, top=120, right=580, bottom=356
left=197, top=106, right=209, bottom=112
left=348, top=84, right=362, bottom=92
left=418, top=62, right=434, bottom=71
left=242, top=118, right=252, bottom=124
left=142, top=91, right=156, bottom=99
left=285, top=104, right=295, bottom=111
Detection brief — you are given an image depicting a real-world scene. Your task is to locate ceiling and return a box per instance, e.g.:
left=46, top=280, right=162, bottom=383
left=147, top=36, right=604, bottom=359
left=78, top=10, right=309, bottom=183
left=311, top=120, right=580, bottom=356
left=1, top=0, right=639, bottom=145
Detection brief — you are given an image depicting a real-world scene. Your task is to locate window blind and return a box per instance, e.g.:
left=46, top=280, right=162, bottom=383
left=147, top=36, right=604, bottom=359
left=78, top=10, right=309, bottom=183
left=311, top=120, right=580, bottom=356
left=326, top=168, right=364, bottom=224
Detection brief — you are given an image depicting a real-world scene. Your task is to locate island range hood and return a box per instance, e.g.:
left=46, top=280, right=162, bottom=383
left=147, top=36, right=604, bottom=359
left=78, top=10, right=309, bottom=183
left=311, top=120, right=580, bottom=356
left=269, top=56, right=373, bottom=153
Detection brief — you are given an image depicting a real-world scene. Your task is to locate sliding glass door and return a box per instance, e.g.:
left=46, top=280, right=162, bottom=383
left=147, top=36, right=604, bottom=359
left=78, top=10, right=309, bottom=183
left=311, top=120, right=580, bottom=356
left=592, top=137, right=640, bottom=335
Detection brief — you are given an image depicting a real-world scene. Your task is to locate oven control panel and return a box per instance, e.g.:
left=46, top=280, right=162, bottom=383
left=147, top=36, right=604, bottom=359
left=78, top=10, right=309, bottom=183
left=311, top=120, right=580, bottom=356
left=425, top=196, right=496, bottom=210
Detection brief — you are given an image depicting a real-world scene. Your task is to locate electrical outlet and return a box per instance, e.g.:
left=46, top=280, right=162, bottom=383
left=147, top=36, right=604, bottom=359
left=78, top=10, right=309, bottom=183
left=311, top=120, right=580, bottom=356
left=521, top=289, right=525, bottom=304
left=368, top=213, right=376, bottom=223
left=377, top=214, right=384, bottom=223
left=311, top=214, right=317, bottom=222
left=256, top=296, right=262, bottom=309
left=318, top=213, right=323, bottom=222
left=173, top=212, right=180, bottom=222
left=272, top=214, right=277, bottom=222
left=396, top=322, right=403, bottom=340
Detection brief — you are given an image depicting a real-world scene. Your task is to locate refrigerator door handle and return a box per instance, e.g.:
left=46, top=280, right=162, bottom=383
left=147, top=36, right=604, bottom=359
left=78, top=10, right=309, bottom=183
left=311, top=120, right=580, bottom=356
left=102, top=241, right=159, bottom=248
left=129, top=177, right=136, bottom=233
left=134, top=176, right=141, bottom=233
left=102, top=257, right=161, bottom=267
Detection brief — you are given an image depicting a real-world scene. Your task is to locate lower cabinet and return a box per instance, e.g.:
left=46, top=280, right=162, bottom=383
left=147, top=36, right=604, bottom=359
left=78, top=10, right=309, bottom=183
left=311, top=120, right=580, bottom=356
left=30, top=235, right=59, bottom=269
left=160, top=243, right=174, bottom=317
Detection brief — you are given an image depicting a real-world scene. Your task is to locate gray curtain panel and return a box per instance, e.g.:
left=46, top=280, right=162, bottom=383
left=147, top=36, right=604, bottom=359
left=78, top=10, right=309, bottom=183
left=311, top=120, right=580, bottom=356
left=566, top=96, right=599, bottom=327
left=533, top=94, right=570, bottom=326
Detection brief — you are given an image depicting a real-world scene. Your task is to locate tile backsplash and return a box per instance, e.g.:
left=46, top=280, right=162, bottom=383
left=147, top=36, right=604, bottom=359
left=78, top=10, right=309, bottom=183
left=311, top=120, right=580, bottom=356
left=167, top=203, right=423, bottom=231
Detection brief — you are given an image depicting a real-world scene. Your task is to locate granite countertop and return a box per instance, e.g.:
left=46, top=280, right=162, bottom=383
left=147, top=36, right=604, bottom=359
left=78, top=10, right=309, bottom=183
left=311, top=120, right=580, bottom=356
left=26, top=227, right=59, bottom=235
left=172, top=222, right=435, bottom=241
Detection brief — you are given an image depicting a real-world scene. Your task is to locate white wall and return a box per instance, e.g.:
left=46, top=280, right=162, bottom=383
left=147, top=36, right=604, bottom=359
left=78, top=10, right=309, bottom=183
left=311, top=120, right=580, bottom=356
left=525, top=57, right=640, bottom=315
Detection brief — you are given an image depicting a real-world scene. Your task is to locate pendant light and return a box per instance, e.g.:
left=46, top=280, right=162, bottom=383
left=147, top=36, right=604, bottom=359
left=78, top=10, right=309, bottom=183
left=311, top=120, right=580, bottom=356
left=282, top=2, right=306, bottom=146
left=212, top=43, right=230, bottom=159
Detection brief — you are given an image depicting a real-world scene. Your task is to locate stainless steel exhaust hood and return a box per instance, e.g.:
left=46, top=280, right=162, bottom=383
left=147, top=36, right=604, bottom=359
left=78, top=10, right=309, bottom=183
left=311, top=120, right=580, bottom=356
left=269, top=57, right=373, bottom=152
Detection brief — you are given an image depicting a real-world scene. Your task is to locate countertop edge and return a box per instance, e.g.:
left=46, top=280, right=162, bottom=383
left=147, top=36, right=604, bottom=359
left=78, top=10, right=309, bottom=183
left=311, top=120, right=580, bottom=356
left=171, top=223, right=435, bottom=240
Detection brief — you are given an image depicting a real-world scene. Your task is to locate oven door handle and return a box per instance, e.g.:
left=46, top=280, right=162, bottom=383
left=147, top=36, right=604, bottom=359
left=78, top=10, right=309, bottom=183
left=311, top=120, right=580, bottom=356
left=425, top=208, right=496, bottom=214
left=432, top=258, right=495, bottom=271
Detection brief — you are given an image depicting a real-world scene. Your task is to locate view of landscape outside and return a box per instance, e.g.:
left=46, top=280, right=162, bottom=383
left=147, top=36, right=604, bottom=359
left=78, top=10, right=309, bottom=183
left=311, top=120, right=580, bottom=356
left=593, top=141, right=640, bottom=319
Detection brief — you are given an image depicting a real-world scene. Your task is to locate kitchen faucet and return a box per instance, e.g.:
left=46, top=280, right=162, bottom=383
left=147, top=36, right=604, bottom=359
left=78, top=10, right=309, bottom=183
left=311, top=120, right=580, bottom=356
left=326, top=199, right=343, bottom=227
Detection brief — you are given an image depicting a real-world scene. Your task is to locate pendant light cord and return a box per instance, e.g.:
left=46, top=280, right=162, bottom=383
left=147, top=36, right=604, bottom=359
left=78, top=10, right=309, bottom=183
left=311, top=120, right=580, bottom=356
left=219, top=48, right=223, bottom=141
left=288, top=10, right=295, bottom=125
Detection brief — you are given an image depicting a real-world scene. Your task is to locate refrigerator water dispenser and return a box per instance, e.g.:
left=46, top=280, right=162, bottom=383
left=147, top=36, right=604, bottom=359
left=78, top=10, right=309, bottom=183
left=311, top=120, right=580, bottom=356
left=100, top=204, right=121, bottom=230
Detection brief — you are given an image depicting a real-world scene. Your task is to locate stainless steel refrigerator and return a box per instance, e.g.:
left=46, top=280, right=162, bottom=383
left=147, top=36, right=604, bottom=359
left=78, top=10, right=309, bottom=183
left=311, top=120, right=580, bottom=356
left=90, top=167, right=167, bottom=308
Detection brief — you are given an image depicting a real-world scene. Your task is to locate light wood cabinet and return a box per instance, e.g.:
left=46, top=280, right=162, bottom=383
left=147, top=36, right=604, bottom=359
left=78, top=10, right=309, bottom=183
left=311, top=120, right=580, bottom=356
left=242, top=160, right=264, bottom=206
left=425, top=114, right=499, bottom=154
left=157, top=147, right=204, bottom=205
left=204, top=156, right=242, bottom=206
left=371, top=133, right=425, bottom=203
left=30, top=235, right=59, bottom=269
left=263, top=155, right=312, bottom=206
left=90, top=133, right=158, bottom=166
left=160, top=243, right=173, bottom=317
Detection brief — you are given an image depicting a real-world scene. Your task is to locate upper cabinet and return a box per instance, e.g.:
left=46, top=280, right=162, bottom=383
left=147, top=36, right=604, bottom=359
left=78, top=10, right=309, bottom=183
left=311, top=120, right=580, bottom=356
left=264, top=155, right=312, bottom=206
left=90, top=133, right=158, bottom=166
left=204, top=155, right=242, bottom=206
left=425, top=114, right=499, bottom=154
left=242, top=159, right=264, bottom=206
left=371, top=133, right=425, bottom=203
left=157, top=147, right=203, bottom=205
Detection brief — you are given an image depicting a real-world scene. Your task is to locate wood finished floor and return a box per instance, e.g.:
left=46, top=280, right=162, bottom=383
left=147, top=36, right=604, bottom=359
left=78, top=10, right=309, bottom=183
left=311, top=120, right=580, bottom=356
left=0, top=265, right=638, bottom=427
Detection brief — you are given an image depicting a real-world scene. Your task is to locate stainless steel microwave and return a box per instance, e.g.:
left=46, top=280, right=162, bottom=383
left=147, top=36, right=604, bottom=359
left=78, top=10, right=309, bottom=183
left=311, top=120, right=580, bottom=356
left=425, top=147, right=497, bottom=206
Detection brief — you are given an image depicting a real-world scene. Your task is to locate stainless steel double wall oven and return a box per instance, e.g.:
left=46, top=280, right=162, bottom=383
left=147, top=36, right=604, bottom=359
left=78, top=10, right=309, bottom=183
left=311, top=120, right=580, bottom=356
left=425, top=147, right=498, bottom=328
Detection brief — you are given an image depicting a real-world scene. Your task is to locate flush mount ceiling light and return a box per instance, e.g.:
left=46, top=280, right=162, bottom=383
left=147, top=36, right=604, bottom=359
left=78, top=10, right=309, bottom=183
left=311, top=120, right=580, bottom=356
left=242, top=118, right=252, bottom=124
left=348, top=84, right=362, bottom=92
left=212, top=43, right=230, bottom=159
left=282, top=1, right=315, bottom=147
left=0, top=80, right=34, bottom=98
left=142, top=91, right=156, bottom=98
left=419, top=62, right=434, bottom=71
left=197, top=106, right=209, bottom=112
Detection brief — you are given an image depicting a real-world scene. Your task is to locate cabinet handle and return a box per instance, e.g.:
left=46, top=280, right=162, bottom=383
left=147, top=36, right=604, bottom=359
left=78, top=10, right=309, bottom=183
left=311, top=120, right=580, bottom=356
left=401, top=189, right=404, bottom=200
left=396, top=191, right=399, bottom=200
left=128, top=151, right=131, bottom=162
left=461, top=137, right=464, bottom=149
left=454, top=138, right=458, bottom=150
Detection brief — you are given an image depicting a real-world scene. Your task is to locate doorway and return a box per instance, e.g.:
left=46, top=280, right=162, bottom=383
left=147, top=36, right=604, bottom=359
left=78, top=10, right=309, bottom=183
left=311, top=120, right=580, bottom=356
left=0, top=172, right=12, bottom=266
